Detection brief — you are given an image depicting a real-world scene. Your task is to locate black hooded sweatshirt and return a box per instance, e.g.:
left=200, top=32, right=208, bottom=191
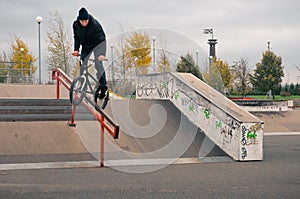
left=73, top=14, right=106, bottom=54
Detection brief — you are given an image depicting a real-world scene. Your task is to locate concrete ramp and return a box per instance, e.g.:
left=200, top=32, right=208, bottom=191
left=105, top=99, right=227, bottom=158
left=75, top=99, right=229, bottom=172
left=136, top=73, right=264, bottom=161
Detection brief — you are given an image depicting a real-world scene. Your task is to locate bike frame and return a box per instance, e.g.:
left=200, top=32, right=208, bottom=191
left=70, top=58, right=109, bottom=109
left=81, top=59, right=99, bottom=95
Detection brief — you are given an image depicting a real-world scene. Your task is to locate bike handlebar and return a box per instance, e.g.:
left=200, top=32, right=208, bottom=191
left=72, top=53, right=108, bottom=61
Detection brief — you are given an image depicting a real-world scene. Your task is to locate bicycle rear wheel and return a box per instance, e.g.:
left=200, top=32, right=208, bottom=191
left=69, top=76, right=86, bottom=106
left=94, top=88, right=109, bottom=110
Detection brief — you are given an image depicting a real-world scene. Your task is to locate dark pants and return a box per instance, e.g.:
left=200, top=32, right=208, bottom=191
left=80, top=41, right=107, bottom=87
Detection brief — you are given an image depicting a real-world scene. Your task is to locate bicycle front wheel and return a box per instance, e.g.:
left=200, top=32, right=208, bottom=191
left=69, top=76, right=86, bottom=106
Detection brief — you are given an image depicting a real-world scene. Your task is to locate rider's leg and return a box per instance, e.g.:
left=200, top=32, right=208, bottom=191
left=80, top=50, right=89, bottom=76
left=95, top=58, right=107, bottom=99
left=94, top=41, right=107, bottom=99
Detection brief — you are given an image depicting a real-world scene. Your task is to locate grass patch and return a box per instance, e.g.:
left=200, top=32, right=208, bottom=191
left=229, top=95, right=300, bottom=100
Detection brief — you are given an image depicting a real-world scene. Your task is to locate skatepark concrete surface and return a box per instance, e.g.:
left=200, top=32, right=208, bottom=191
left=0, top=84, right=299, bottom=165
left=252, top=110, right=300, bottom=132
left=0, top=121, right=96, bottom=164
left=0, top=84, right=299, bottom=198
left=0, top=84, right=69, bottom=99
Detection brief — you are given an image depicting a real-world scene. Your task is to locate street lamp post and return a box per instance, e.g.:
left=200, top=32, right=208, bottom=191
left=111, top=45, right=114, bottom=88
left=195, top=50, right=199, bottom=67
left=152, top=36, right=156, bottom=73
left=36, top=16, right=43, bottom=84
left=20, top=47, right=24, bottom=83
left=267, top=40, right=271, bottom=51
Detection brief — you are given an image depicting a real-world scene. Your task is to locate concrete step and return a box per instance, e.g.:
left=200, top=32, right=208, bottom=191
left=0, top=106, right=72, bottom=114
left=0, top=113, right=95, bottom=121
left=0, top=99, right=71, bottom=106
left=0, top=98, right=94, bottom=121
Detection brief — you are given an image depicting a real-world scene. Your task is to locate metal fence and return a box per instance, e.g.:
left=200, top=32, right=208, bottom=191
left=0, top=61, right=34, bottom=84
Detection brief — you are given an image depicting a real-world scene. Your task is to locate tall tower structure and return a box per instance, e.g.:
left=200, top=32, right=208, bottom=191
left=203, top=28, right=218, bottom=66
left=208, top=38, right=218, bottom=58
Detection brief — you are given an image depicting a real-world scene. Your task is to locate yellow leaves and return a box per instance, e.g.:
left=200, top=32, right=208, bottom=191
left=205, top=56, right=232, bottom=90
left=11, top=36, right=37, bottom=75
left=125, top=31, right=152, bottom=73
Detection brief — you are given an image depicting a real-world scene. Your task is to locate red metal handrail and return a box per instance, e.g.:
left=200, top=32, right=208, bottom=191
left=52, top=68, right=119, bottom=167
left=52, top=68, right=72, bottom=99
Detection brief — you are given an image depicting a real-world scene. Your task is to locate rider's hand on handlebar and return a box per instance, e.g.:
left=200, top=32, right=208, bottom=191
left=98, top=55, right=108, bottom=61
left=72, top=51, right=80, bottom=57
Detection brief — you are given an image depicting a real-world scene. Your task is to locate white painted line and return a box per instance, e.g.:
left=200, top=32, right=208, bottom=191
left=0, top=161, right=99, bottom=171
left=264, top=132, right=300, bottom=136
left=105, top=157, right=232, bottom=167
left=199, top=156, right=234, bottom=163
left=175, top=158, right=201, bottom=164
left=105, top=158, right=177, bottom=166
left=0, top=157, right=232, bottom=171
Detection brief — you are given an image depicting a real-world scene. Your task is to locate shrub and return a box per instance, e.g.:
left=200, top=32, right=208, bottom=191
left=280, top=91, right=291, bottom=97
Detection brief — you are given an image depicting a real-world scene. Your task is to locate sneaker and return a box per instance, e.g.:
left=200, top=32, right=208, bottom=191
left=99, top=86, right=108, bottom=100
left=94, top=84, right=101, bottom=98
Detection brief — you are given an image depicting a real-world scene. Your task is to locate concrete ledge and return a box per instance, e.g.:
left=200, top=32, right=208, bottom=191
left=137, top=73, right=264, bottom=161
left=232, top=99, right=289, bottom=112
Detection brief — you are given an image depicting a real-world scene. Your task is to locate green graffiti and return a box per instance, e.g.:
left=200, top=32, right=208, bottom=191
left=216, top=121, right=222, bottom=128
left=189, top=104, right=194, bottom=112
left=247, top=130, right=257, bottom=139
left=204, top=109, right=210, bottom=119
left=174, top=92, right=180, bottom=100
left=162, top=82, right=167, bottom=89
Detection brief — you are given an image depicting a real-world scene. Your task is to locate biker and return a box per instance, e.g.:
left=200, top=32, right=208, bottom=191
left=72, top=7, right=107, bottom=99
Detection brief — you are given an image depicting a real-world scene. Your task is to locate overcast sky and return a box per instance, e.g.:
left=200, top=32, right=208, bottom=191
left=1, top=0, right=300, bottom=84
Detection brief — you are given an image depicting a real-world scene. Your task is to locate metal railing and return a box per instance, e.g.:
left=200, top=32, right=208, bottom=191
left=0, top=61, right=34, bottom=84
left=52, top=68, right=119, bottom=167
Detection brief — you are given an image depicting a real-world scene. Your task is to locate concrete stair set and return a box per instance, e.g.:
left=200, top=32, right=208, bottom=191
left=0, top=98, right=93, bottom=121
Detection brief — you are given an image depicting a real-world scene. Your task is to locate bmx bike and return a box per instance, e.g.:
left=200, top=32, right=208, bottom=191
left=69, top=58, right=109, bottom=110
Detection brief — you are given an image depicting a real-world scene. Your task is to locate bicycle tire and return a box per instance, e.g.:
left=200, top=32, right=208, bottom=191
left=69, top=76, right=86, bottom=106
left=94, top=89, right=109, bottom=110
left=101, top=91, right=109, bottom=109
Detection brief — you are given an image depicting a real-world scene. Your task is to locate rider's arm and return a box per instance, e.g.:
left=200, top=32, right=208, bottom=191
left=93, top=19, right=106, bottom=57
left=72, top=21, right=81, bottom=52
left=72, top=51, right=80, bottom=57
left=98, top=55, right=107, bottom=61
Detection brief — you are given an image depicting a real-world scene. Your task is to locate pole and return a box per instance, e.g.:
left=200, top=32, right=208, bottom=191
left=38, top=22, right=41, bottom=84
left=100, top=115, right=105, bottom=167
left=111, top=45, right=114, bottom=89
left=30, top=60, right=33, bottom=84
left=267, top=40, right=271, bottom=51
left=196, top=50, right=199, bottom=66
left=152, top=36, right=156, bottom=73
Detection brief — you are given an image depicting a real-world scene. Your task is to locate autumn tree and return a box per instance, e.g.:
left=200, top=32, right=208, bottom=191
left=203, top=62, right=224, bottom=93
left=46, top=11, right=75, bottom=76
left=157, top=50, right=172, bottom=73
left=250, top=49, right=284, bottom=99
left=125, top=31, right=152, bottom=75
left=10, top=36, right=37, bottom=83
left=232, top=57, right=252, bottom=97
left=203, top=57, right=232, bottom=93
left=155, top=36, right=172, bottom=73
left=176, top=53, right=203, bottom=80
left=0, top=52, right=9, bottom=83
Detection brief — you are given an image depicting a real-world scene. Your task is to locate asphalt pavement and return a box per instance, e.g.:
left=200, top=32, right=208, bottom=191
left=0, top=133, right=299, bottom=199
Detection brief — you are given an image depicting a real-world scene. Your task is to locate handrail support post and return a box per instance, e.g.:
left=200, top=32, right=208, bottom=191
left=67, top=104, right=77, bottom=127
left=100, top=115, right=105, bottom=167
left=56, top=71, right=60, bottom=99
